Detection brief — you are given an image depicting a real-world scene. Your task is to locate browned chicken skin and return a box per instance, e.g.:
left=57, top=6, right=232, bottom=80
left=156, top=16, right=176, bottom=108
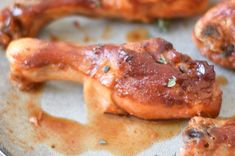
left=6, top=38, right=221, bottom=120
left=193, top=0, right=235, bottom=69
left=182, top=117, right=235, bottom=156
left=0, top=0, right=208, bottom=48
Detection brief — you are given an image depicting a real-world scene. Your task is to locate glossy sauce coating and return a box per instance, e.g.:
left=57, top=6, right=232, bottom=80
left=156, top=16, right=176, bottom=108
left=182, top=117, right=235, bottom=156
left=193, top=0, right=235, bottom=69
left=7, top=38, right=222, bottom=119
left=0, top=0, right=208, bottom=47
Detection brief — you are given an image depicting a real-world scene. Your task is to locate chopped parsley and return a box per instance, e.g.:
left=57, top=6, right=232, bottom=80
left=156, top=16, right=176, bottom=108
left=94, top=0, right=101, bottom=8
left=167, top=76, right=177, bottom=88
left=221, top=44, right=234, bottom=57
left=155, top=19, right=171, bottom=32
left=98, top=139, right=107, bottom=145
left=157, top=55, right=167, bottom=64
left=103, top=65, right=110, bottom=73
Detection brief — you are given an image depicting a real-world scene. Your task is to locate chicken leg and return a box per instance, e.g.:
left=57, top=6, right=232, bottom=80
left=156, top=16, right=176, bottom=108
left=182, top=117, right=235, bottom=156
left=193, top=0, right=235, bottom=69
left=6, top=38, right=221, bottom=120
left=0, top=0, right=208, bottom=48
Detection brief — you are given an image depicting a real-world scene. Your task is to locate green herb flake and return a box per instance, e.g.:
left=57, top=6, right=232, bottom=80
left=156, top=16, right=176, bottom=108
left=98, top=139, right=107, bottom=145
left=155, top=19, right=171, bottom=32
left=157, top=55, right=167, bottom=64
left=103, top=65, right=110, bottom=73
left=94, top=0, right=101, bottom=8
left=167, top=76, right=177, bottom=88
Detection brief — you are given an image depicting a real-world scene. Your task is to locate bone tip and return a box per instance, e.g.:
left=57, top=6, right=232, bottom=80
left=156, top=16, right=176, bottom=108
left=6, top=38, right=38, bottom=59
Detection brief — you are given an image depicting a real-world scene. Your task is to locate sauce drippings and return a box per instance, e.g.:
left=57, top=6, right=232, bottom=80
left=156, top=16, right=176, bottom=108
left=27, top=95, right=184, bottom=155
left=216, top=75, right=228, bottom=86
left=3, top=84, right=184, bottom=155
left=83, top=34, right=92, bottom=43
left=49, top=33, right=61, bottom=42
left=126, top=28, right=149, bottom=42
left=102, top=25, right=111, bottom=40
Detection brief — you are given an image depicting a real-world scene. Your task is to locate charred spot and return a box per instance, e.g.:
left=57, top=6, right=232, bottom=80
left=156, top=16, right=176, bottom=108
left=186, top=128, right=204, bottom=139
left=51, top=144, right=56, bottom=149
left=204, top=143, right=209, bottom=148
left=124, top=55, right=133, bottom=62
left=202, top=25, right=220, bottom=38
left=221, top=44, right=234, bottom=57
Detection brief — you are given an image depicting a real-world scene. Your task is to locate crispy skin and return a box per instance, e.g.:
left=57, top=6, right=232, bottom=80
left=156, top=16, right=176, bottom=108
left=193, top=0, right=235, bottom=69
left=0, top=0, right=208, bottom=47
left=6, top=38, right=221, bottom=120
left=182, top=117, right=235, bottom=156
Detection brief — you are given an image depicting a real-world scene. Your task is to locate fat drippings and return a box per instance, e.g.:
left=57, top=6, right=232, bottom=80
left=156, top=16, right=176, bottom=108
left=216, top=75, right=228, bottom=86
left=28, top=97, right=184, bottom=155
left=126, top=28, right=149, bottom=42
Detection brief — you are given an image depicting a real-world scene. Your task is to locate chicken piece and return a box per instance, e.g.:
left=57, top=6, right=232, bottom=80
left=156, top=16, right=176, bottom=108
left=6, top=38, right=221, bottom=120
left=0, top=0, right=208, bottom=48
left=193, top=0, right=235, bottom=69
left=181, top=117, right=235, bottom=156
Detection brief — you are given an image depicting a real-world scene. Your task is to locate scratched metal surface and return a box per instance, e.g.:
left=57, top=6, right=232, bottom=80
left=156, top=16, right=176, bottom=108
left=0, top=0, right=234, bottom=156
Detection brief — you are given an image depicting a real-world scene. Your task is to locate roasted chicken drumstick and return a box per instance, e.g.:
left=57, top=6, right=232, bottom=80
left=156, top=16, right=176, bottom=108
left=182, top=117, right=235, bottom=156
left=6, top=38, right=221, bottom=120
left=193, top=0, right=235, bottom=69
left=0, top=0, right=208, bottom=48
